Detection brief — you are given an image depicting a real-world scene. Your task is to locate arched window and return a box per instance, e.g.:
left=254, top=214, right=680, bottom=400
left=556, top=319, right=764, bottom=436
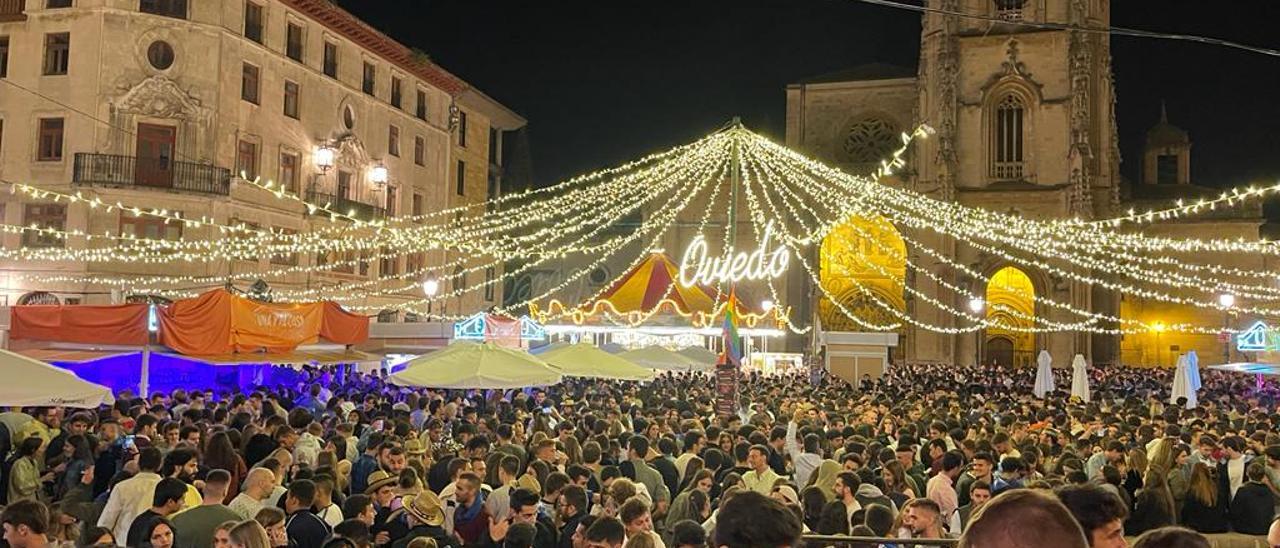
left=17, top=291, right=60, bottom=305
left=991, top=93, right=1025, bottom=180
left=994, top=0, right=1026, bottom=21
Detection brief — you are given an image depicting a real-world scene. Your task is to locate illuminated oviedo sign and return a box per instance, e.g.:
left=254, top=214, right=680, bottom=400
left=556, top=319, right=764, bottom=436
left=679, top=224, right=790, bottom=287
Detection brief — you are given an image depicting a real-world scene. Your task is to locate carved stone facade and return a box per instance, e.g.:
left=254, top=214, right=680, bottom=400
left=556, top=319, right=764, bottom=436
left=787, top=0, right=1266, bottom=367
left=0, top=0, right=524, bottom=317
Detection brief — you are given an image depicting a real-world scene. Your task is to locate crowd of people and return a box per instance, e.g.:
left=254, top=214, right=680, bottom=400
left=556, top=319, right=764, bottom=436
left=0, top=361, right=1278, bottom=548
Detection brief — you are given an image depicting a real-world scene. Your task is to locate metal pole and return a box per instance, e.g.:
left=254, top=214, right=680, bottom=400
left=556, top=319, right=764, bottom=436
left=140, top=341, right=151, bottom=399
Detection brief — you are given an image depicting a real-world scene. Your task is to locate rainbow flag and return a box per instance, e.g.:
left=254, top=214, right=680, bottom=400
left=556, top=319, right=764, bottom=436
left=717, top=288, right=742, bottom=369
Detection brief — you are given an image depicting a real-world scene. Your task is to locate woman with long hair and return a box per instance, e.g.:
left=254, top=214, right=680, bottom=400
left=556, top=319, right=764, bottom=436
left=800, top=485, right=829, bottom=532
left=212, top=521, right=237, bottom=548
left=144, top=518, right=176, bottom=548
left=1180, top=463, right=1229, bottom=533
left=880, top=460, right=915, bottom=509
left=253, top=507, right=288, bottom=548
left=59, top=434, right=94, bottom=499
left=46, top=502, right=80, bottom=547
left=1126, top=463, right=1177, bottom=535
left=676, top=457, right=704, bottom=494
left=663, top=469, right=713, bottom=535
left=229, top=519, right=273, bottom=548
left=205, top=431, right=248, bottom=505
left=7, top=437, right=47, bottom=503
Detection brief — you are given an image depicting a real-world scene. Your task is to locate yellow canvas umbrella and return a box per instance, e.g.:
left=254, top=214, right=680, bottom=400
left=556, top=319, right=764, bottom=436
left=540, top=343, right=656, bottom=381
left=390, top=341, right=562, bottom=389
left=619, top=345, right=704, bottom=372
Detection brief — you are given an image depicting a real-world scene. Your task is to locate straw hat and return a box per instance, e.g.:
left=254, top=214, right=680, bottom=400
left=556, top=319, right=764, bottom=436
left=402, top=491, right=445, bottom=527
left=365, top=470, right=398, bottom=494
left=404, top=438, right=427, bottom=456
left=515, top=473, right=541, bottom=495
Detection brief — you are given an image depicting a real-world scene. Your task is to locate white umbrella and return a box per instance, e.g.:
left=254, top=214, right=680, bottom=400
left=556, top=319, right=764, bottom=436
left=1033, top=350, right=1055, bottom=398
left=1186, top=350, right=1202, bottom=391
left=390, top=341, right=562, bottom=389
left=618, top=345, right=704, bottom=371
left=0, top=349, right=115, bottom=408
left=1169, top=353, right=1198, bottom=409
left=1070, top=353, right=1091, bottom=402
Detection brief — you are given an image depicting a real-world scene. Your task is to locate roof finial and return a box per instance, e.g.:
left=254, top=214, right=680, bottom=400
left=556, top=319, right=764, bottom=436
left=1160, top=100, right=1168, bottom=124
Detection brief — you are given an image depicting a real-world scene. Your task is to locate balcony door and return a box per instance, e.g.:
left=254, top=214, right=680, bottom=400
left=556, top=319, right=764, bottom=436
left=337, top=170, right=352, bottom=200
left=136, top=123, right=176, bottom=188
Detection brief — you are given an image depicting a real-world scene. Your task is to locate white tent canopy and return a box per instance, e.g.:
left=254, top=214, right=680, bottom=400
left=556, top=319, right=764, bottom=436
left=1033, top=350, right=1056, bottom=399
left=1070, top=353, right=1091, bottom=402
left=619, top=345, right=705, bottom=371
left=390, top=342, right=562, bottom=389
left=0, top=349, right=115, bottom=408
left=1170, top=353, right=1198, bottom=409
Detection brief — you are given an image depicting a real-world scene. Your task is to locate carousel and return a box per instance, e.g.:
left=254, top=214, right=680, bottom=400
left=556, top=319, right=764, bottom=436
left=530, top=251, right=804, bottom=374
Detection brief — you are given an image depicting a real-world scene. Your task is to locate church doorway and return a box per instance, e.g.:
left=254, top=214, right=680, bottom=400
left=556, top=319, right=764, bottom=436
left=982, top=266, right=1036, bottom=367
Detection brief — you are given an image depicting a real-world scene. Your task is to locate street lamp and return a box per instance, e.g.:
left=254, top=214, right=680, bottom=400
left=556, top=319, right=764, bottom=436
left=968, top=297, right=984, bottom=366
left=422, top=277, right=439, bottom=315
left=370, top=162, right=389, bottom=186
left=1152, top=321, right=1166, bottom=367
left=1218, top=293, right=1235, bottom=364
left=967, top=297, right=985, bottom=313
left=314, top=145, right=336, bottom=173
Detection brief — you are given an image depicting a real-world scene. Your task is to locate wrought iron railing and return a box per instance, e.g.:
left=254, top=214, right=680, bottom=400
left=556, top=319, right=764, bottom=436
left=73, top=153, right=231, bottom=196
left=991, top=161, right=1024, bottom=180
left=305, top=190, right=386, bottom=222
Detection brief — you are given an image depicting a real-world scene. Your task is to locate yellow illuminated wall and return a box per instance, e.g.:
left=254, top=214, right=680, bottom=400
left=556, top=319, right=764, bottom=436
left=1119, top=299, right=1231, bottom=368
left=985, top=266, right=1036, bottom=366
left=819, top=215, right=906, bottom=331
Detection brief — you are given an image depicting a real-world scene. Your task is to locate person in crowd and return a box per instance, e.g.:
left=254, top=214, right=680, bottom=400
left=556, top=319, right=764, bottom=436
left=669, top=520, right=705, bottom=548
left=712, top=491, right=802, bottom=548
left=392, top=490, right=455, bottom=548
left=1182, top=462, right=1230, bottom=533
left=1056, top=483, right=1129, bottom=548
left=740, top=445, right=781, bottom=496
left=1130, top=526, right=1212, bottom=548
left=98, top=446, right=164, bottom=542
left=7, top=438, right=49, bottom=504
left=955, top=481, right=990, bottom=532
left=2, top=500, right=51, bottom=548
left=1126, top=463, right=1176, bottom=536
left=125, top=477, right=188, bottom=547
left=230, top=468, right=277, bottom=520
left=557, top=484, right=589, bottom=548
left=926, top=450, right=963, bottom=523
left=901, top=498, right=946, bottom=540
left=229, top=519, right=273, bottom=548
left=583, top=517, right=626, bottom=548
left=283, top=479, right=331, bottom=547
left=1229, top=461, right=1275, bottom=535
left=955, top=452, right=993, bottom=508
left=960, top=490, right=1088, bottom=548
left=254, top=507, right=289, bottom=548
left=174, top=469, right=241, bottom=548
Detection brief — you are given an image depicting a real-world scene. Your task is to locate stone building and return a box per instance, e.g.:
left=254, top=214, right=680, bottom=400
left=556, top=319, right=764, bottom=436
left=0, top=0, right=524, bottom=318
left=786, top=0, right=1266, bottom=367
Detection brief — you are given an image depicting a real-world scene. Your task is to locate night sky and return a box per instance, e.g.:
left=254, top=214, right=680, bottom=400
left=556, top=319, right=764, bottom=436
left=337, top=0, right=1280, bottom=195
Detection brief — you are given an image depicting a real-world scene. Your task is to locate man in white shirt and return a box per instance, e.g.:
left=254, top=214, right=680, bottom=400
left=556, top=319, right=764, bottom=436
left=785, top=409, right=823, bottom=488
left=740, top=445, right=781, bottom=495
left=1220, top=436, right=1250, bottom=498
left=228, top=468, right=276, bottom=520
left=97, top=447, right=164, bottom=542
